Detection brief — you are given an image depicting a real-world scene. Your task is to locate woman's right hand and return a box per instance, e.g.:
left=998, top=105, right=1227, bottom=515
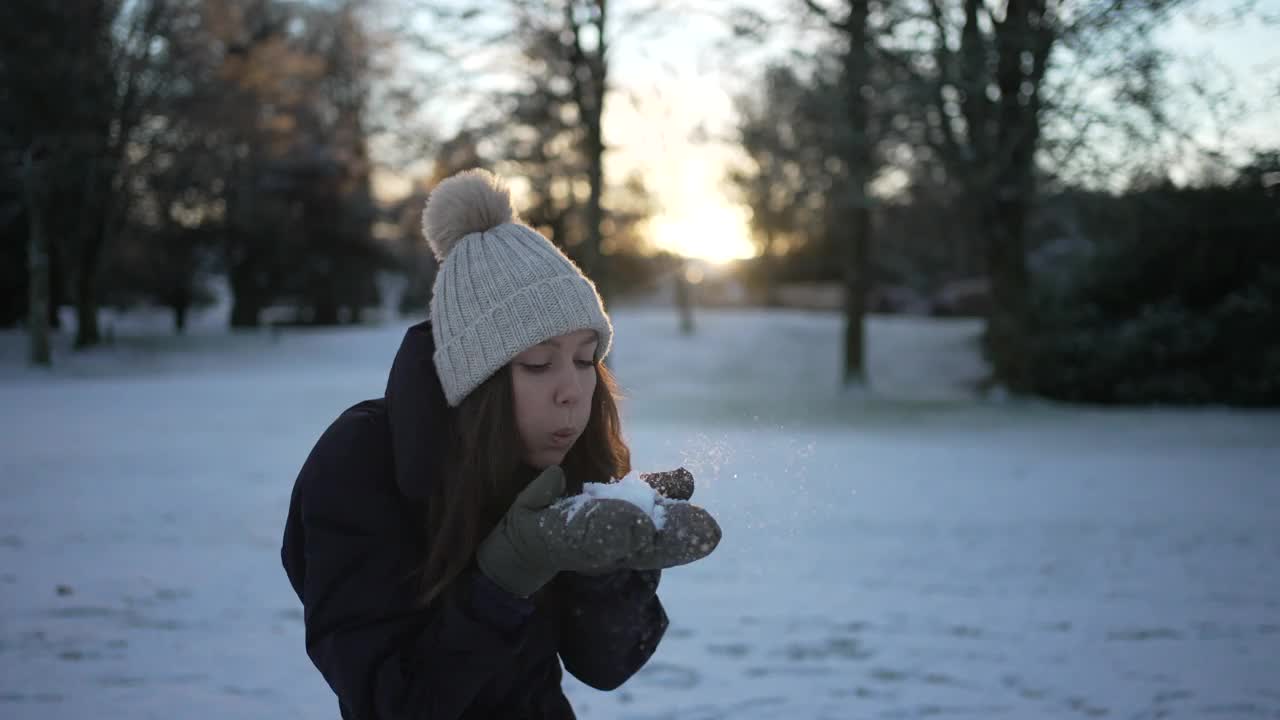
left=476, top=466, right=657, bottom=597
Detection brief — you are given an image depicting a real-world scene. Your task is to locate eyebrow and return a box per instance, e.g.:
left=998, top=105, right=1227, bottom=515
left=536, top=335, right=598, bottom=349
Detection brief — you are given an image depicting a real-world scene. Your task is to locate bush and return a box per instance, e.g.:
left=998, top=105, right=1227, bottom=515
left=1021, top=160, right=1280, bottom=406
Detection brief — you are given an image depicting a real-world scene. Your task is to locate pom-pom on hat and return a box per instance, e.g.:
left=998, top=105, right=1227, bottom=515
left=423, top=169, right=613, bottom=407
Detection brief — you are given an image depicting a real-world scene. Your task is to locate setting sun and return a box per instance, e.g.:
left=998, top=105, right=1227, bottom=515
left=649, top=203, right=757, bottom=265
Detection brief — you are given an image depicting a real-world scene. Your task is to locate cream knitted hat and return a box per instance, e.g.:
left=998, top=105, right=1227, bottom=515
left=423, top=169, right=613, bottom=407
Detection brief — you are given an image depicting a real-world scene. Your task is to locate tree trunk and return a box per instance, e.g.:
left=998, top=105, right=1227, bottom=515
left=74, top=0, right=153, bottom=348
left=983, top=0, right=1048, bottom=391
left=229, top=264, right=262, bottom=328
left=172, top=282, right=191, bottom=335
left=983, top=211, right=1028, bottom=383
left=841, top=0, right=872, bottom=386
left=48, top=233, right=63, bottom=329
left=761, top=228, right=780, bottom=307
left=313, top=297, right=339, bottom=326
left=73, top=157, right=107, bottom=349
left=568, top=0, right=610, bottom=306
left=984, top=179, right=1032, bottom=389
left=230, top=295, right=262, bottom=326
left=230, top=297, right=261, bottom=328
left=843, top=206, right=870, bottom=384
left=74, top=234, right=102, bottom=349
left=23, top=148, right=51, bottom=367
left=675, top=260, right=694, bottom=335
left=585, top=121, right=607, bottom=302
left=174, top=302, right=189, bottom=335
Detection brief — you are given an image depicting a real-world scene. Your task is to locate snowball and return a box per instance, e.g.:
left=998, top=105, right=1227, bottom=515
left=555, top=475, right=675, bottom=530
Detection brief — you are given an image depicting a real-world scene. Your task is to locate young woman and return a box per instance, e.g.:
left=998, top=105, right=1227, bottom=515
left=281, top=169, right=722, bottom=719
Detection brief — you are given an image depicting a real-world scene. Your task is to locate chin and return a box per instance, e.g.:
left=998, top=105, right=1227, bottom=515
left=529, top=448, right=569, bottom=469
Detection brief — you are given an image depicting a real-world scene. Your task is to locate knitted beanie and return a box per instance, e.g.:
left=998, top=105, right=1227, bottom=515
left=423, top=169, right=613, bottom=407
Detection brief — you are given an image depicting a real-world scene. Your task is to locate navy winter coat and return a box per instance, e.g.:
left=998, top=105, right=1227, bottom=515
left=281, top=321, right=668, bottom=719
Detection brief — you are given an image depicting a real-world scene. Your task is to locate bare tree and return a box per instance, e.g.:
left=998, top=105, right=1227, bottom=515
left=731, top=65, right=815, bottom=307
left=1, top=0, right=175, bottom=348
left=402, top=1, right=672, bottom=308
left=800, top=0, right=884, bottom=386
left=880, top=0, right=1190, bottom=388
left=564, top=1, right=611, bottom=299
left=77, top=0, right=172, bottom=347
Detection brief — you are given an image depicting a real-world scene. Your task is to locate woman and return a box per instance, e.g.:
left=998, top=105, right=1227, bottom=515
left=281, top=169, right=722, bottom=719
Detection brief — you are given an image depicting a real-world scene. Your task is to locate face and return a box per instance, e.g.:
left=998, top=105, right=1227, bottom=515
left=510, top=328, right=599, bottom=469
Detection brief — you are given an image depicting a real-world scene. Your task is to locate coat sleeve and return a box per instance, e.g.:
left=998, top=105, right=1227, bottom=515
left=555, top=569, right=669, bottom=690
left=291, top=413, right=532, bottom=720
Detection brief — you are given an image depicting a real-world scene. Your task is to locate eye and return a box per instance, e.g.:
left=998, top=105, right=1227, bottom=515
left=519, top=362, right=551, bottom=372
left=574, top=358, right=594, bottom=369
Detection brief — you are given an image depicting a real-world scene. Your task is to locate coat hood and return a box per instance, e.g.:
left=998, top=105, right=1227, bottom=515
left=384, top=321, right=451, bottom=500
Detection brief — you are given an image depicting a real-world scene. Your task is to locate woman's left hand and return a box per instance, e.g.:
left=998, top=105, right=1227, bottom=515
left=623, top=502, right=722, bottom=571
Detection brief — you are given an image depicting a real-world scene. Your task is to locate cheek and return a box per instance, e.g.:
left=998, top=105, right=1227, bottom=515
left=510, top=373, right=539, bottom=431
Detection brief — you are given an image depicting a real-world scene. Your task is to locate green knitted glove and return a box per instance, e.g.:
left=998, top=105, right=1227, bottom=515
left=624, top=502, right=722, bottom=571
left=476, top=466, right=658, bottom=597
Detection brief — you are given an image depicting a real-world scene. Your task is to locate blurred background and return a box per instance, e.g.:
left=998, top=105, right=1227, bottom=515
left=3, top=0, right=1278, bottom=402
left=1, top=1, right=1278, bottom=719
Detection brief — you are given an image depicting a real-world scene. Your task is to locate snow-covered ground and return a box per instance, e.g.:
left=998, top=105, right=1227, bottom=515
left=2, top=306, right=1278, bottom=719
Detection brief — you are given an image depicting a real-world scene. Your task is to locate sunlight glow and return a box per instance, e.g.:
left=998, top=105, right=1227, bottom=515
left=650, top=203, right=757, bottom=265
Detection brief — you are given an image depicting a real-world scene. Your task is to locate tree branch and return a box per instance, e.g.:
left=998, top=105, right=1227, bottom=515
left=801, top=0, right=849, bottom=32
left=926, top=0, right=962, bottom=168
left=565, top=2, right=591, bottom=116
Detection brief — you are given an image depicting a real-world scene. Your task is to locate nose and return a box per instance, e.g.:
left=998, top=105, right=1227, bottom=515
left=554, top=363, right=585, bottom=407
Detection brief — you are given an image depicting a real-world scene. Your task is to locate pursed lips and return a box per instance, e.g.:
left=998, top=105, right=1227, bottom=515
left=548, top=427, right=578, bottom=446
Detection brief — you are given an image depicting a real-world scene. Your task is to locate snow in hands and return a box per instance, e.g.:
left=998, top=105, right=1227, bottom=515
left=556, top=474, right=681, bottom=530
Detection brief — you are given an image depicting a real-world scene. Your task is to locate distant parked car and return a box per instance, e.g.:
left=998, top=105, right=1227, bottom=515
left=868, top=284, right=932, bottom=315
left=931, top=277, right=991, bottom=317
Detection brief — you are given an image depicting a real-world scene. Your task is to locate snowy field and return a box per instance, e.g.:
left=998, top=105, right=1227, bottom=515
left=2, top=306, right=1279, bottom=719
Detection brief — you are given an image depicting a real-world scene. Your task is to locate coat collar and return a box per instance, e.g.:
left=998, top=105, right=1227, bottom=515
left=384, top=320, right=450, bottom=500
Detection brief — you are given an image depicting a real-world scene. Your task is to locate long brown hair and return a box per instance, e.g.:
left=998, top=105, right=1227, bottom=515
left=416, top=359, right=631, bottom=606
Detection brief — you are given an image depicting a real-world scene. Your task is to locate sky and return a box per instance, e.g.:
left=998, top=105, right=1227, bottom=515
left=377, top=1, right=1280, bottom=265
